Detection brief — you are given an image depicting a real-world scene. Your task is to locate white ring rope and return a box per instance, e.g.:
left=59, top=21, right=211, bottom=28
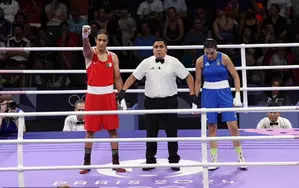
left=1, top=42, right=299, bottom=51
left=0, top=135, right=297, bottom=145
left=1, top=65, right=299, bottom=74
left=0, top=86, right=299, bottom=95
left=0, top=106, right=299, bottom=118
left=0, top=161, right=299, bottom=172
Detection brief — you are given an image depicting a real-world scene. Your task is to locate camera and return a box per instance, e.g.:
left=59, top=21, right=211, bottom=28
left=7, top=101, right=17, bottom=111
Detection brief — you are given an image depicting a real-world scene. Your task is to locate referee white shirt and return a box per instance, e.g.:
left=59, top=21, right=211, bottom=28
left=256, top=116, right=292, bottom=129
left=63, top=115, right=85, bottom=131
left=133, top=55, right=189, bottom=98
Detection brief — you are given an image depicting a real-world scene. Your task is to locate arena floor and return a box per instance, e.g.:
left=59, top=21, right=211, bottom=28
left=1, top=129, right=299, bottom=188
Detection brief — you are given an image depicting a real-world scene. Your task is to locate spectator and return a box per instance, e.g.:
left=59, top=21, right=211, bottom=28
left=31, top=27, right=57, bottom=87
left=44, top=0, right=68, bottom=26
left=136, top=0, right=163, bottom=21
left=213, top=9, right=239, bottom=44
left=267, top=46, right=295, bottom=85
left=239, top=9, right=261, bottom=41
left=118, top=8, right=136, bottom=46
left=6, top=24, right=31, bottom=87
left=68, top=10, right=88, bottom=35
left=0, top=7, right=11, bottom=42
left=163, top=0, right=187, bottom=17
left=56, top=21, right=81, bottom=87
left=163, top=7, right=184, bottom=58
left=13, top=11, right=32, bottom=40
left=0, top=0, right=19, bottom=23
left=63, top=99, right=85, bottom=131
left=163, top=7, right=184, bottom=46
left=257, top=102, right=292, bottom=129
left=91, top=8, right=109, bottom=31
left=267, top=0, right=293, bottom=21
left=263, top=3, right=288, bottom=40
left=265, top=79, right=291, bottom=106
left=291, top=0, right=299, bottom=20
left=18, top=0, right=43, bottom=28
left=0, top=32, right=7, bottom=87
left=133, top=22, right=156, bottom=63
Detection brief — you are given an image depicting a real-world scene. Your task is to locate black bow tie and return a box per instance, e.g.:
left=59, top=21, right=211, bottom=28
left=76, top=121, right=85, bottom=125
left=155, top=58, right=164, bottom=64
left=270, top=122, right=278, bottom=126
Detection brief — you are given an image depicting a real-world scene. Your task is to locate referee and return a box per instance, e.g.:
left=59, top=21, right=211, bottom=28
left=118, top=40, right=195, bottom=171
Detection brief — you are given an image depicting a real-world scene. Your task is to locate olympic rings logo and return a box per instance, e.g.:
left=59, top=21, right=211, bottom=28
left=67, top=94, right=85, bottom=107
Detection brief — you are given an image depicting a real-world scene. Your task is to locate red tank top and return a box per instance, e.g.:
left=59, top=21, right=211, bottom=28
left=87, top=51, right=114, bottom=86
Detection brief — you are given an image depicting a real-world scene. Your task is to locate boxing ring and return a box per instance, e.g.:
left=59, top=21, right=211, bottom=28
left=1, top=43, right=299, bottom=188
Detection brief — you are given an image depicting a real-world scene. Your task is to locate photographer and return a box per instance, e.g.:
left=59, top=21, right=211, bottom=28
left=0, top=99, right=26, bottom=135
left=63, top=99, right=85, bottom=131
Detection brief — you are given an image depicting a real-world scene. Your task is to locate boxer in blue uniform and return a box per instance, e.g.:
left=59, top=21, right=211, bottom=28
left=193, top=38, right=247, bottom=170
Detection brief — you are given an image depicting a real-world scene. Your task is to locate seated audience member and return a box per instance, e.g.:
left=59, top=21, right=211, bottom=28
left=0, top=98, right=26, bottom=135
left=63, top=99, right=85, bottom=131
left=265, top=79, right=291, bottom=105
left=256, top=102, right=292, bottom=129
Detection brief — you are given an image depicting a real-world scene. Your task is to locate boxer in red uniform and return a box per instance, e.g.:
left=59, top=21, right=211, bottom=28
left=80, top=25, right=126, bottom=174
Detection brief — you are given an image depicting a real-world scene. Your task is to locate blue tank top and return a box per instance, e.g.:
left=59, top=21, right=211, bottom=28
left=202, top=52, right=229, bottom=82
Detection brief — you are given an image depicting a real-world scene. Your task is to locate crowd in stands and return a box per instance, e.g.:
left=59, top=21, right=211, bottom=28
left=0, top=0, right=298, bottom=106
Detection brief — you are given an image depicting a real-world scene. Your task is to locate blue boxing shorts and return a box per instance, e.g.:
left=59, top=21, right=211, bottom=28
left=201, top=88, right=237, bottom=124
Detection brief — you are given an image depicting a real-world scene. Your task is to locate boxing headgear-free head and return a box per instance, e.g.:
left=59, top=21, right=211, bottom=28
left=203, top=38, right=217, bottom=50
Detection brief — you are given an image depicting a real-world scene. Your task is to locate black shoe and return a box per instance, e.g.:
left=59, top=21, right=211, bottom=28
left=142, top=167, right=155, bottom=171
left=208, top=166, right=219, bottom=171
left=171, top=167, right=180, bottom=171
left=79, top=169, right=90, bottom=174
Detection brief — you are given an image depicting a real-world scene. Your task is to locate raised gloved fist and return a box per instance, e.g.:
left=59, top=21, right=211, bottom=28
left=233, top=91, right=242, bottom=107
left=82, top=25, right=91, bottom=39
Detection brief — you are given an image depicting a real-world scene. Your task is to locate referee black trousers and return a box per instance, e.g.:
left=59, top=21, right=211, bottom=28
left=144, top=95, right=180, bottom=164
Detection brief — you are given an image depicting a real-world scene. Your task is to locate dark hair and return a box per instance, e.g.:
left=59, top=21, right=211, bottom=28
left=74, top=99, right=85, bottom=108
left=94, top=29, right=109, bottom=42
left=271, top=3, right=280, bottom=12
left=96, top=29, right=109, bottom=37
left=203, top=38, right=217, bottom=49
left=154, top=38, right=167, bottom=45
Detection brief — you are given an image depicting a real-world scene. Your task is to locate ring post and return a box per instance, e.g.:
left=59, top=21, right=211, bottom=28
left=17, top=114, right=25, bottom=187
left=201, top=108, right=209, bottom=188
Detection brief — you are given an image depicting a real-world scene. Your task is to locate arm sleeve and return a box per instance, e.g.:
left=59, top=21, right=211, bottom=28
left=256, top=119, right=265, bottom=129
left=285, top=119, right=292, bottom=128
left=63, top=116, right=72, bottom=131
left=174, top=58, right=189, bottom=79
left=133, top=60, right=147, bottom=80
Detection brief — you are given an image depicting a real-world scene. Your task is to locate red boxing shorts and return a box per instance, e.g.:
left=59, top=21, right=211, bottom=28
left=84, top=93, right=119, bottom=132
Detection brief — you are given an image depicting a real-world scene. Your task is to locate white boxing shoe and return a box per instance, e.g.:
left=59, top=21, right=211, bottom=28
left=208, top=155, right=219, bottom=171
left=239, top=155, right=248, bottom=170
